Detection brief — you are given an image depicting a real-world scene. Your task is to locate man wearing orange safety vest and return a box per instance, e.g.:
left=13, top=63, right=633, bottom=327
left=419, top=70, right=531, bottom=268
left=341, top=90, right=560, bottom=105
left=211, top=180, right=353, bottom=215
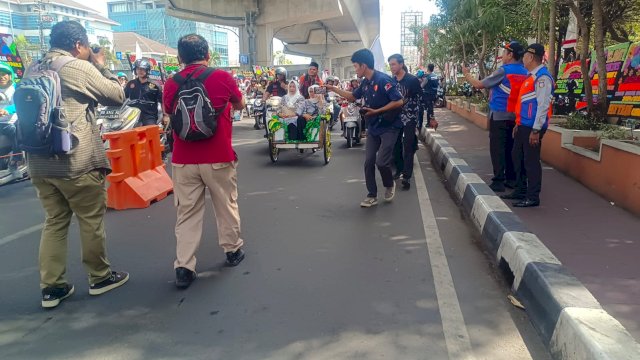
left=463, top=41, right=528, bottom=193
left=502, top=43, right=554, bottom=208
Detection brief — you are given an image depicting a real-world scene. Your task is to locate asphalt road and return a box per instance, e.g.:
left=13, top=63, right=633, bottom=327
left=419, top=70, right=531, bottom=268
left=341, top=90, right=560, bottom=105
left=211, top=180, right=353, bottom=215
left=0, top=116, right=551, bottom=360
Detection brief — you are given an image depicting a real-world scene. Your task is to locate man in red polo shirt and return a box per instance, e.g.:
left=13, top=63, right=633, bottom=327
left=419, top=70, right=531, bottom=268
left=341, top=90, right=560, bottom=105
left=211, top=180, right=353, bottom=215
left=163, top=34, right=246, bottom=289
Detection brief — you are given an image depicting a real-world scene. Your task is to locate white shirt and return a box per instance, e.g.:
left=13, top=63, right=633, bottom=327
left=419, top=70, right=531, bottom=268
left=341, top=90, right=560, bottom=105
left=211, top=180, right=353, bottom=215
left=529, top=64, right=553, bottom=130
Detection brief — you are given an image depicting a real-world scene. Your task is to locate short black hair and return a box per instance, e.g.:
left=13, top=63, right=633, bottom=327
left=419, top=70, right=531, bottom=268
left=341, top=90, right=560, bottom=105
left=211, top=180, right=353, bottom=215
left=177, top=34, right=209, bottom=65
left=309, top=61, right=319, bottom=69
left=387, top=53, right=408, bottom=72
left=49, top=21, right=89, bottom=51
left=351, top=49, right=374, bottom=69
left=427, top=64, right=435, bottom=72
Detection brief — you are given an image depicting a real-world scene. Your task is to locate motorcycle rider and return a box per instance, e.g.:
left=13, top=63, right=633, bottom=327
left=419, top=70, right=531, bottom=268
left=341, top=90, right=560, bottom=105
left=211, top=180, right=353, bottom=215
left=264, top=67, right=288, bottom=100
left=420, top=64, right=439, bottom=129
left=299, top=61, right=323, bottom=99
left=0, top=63, right=19, bottom=176
left=125, top=59, right=164, bottom=126
left=116, top=72, right=128, bottom=88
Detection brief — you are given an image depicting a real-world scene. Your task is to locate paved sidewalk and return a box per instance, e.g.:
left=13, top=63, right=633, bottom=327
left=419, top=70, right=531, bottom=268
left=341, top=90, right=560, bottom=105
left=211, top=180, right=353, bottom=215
left=431, top=107, right=640, bottom=341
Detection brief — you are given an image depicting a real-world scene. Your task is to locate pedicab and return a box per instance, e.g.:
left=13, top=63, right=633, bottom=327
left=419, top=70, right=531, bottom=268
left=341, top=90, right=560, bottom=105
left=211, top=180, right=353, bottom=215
left=266, top=113, right=332, bottom=165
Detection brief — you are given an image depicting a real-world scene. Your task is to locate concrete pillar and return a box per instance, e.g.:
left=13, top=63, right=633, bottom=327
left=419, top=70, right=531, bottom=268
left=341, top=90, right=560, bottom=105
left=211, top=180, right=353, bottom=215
left=254, top=24, right=274, bottom=66
left=320, top=58, right=332, bottom=76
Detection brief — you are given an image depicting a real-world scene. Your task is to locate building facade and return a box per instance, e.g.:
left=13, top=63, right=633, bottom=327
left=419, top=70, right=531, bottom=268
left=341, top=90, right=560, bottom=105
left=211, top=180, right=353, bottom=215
left=107, top=0, right=231, bottom=67
left=0, top=0, right=118, bottom=59
left=400, top=11, right=422, bottom=72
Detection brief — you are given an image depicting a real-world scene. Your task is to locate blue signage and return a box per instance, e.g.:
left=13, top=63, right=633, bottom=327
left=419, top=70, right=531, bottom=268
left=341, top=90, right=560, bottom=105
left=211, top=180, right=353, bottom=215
left=239, top=54, right=249, bottom=65
left=116, top=52, right=122, bottom=60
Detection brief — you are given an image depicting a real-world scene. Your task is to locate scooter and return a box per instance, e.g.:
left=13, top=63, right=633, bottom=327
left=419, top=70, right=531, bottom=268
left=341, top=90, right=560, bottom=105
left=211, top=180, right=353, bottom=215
left=0, top=115, right=28, bottom=186
left=253, top=98, right=265, bottom=130
left=341, top=102, right=362, bottom=148
left=435, top=87, right=446, bottom=108
left=326, top=93, right=340, bottom=130
left=96, top=101, right=169, bottom=159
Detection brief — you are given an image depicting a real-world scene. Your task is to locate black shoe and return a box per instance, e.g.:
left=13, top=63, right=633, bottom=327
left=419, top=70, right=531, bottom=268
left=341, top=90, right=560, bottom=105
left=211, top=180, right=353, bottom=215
left=401, top=178, right=411, bottom=190
left=500, top=192, right=526, bottom=200
left=505, top=180, right=517, bottom=189
left=89, top=271, right=129, bottom=295
left=175, top=267, right=197, bottom=289
left=513, top=199, right=540, bottom=208
left=489, top=181, right=506, bottom=192
left=42, top=284, right=74, bottom=309
left=226, top=249, right=245, bottom=267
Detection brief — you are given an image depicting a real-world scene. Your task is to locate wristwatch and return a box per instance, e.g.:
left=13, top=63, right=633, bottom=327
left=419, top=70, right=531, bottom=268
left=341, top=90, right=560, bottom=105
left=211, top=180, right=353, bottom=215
left=532, top=129, right=540, bottom=134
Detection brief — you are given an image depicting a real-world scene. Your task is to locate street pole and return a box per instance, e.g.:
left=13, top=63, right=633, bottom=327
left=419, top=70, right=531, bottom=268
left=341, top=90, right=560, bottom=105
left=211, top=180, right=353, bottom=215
left=5, top=0, right=14, bottom=36
left=37, top=0, right=47, bottom=55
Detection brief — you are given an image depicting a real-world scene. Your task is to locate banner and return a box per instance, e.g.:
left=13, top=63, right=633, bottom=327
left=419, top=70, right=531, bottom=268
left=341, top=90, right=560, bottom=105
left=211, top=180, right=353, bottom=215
left=0, top=34, right=25, bottom=79
left=608, top=42, right=640, bottom=118
left=589, top=42, right=631, bottom=99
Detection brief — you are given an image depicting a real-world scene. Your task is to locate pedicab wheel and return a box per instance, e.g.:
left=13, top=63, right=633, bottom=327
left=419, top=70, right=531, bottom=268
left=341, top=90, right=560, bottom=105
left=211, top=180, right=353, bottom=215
left=323, top=127, right=331, bottom=165
left=269, top=138, right=279, bottom=163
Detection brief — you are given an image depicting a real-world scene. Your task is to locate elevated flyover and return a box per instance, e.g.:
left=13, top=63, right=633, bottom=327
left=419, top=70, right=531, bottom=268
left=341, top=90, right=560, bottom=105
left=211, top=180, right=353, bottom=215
left=165, top=0, right=380, bottom=78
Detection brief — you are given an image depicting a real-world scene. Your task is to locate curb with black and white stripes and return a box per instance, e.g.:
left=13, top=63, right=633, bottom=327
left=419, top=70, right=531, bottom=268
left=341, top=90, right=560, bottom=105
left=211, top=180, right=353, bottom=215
left=421, top=128, right=640, bottom=360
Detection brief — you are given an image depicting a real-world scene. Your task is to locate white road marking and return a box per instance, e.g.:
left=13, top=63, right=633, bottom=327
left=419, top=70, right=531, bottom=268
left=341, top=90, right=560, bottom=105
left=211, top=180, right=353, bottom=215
left=0, top=223, right=43, bottom=247
left=413, top=155, right=476, bottom=360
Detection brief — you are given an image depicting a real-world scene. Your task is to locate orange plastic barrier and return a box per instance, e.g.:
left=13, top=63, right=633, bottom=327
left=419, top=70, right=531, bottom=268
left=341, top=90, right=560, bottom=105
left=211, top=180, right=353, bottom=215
left=103, top=125, right=173, bottom=210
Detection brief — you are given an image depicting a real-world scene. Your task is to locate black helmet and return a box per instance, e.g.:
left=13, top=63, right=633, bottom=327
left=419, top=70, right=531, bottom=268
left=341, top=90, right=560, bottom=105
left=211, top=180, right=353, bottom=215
left=275, top=67, right=287, bottom=79
left=133, top=59, right=151, bottom=73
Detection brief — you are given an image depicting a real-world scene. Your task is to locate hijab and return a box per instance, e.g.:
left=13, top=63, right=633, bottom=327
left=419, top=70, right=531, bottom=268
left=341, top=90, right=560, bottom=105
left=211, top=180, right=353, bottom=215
left=283, top=80, right=303, bottom=108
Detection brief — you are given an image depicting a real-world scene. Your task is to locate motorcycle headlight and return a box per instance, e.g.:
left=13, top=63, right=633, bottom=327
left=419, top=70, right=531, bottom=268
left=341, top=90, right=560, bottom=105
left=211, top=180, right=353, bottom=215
left=109, top=120, right=124, bottom=130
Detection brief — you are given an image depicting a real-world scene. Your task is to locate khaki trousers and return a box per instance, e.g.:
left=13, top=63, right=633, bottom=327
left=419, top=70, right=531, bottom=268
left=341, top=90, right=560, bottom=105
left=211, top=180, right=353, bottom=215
left=32, top=170, right=112, bottom=288
left=172, top=162, right=243, bottom=271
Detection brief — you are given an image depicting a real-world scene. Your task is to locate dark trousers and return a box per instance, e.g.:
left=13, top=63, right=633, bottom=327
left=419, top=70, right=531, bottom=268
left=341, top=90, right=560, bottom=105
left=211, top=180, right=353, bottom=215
left=365, top=129, right=399, bottom=197
left=393, top=120, right=418, bottom=179
left=424, top=95, right=435, bottom=121
left=287, top=116, right=307, bottom=140
left=512, top=126, right=545, bottom=201
left=489, top=118, right=516, bottom=184
left=417, top=103, right=424, bottom=129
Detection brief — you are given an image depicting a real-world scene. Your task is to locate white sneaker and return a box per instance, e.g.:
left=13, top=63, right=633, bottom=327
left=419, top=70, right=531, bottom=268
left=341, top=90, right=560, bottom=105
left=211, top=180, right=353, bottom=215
left=384, top=182, right=396, bottom=202
left=360, top=197, right=378, bottom=208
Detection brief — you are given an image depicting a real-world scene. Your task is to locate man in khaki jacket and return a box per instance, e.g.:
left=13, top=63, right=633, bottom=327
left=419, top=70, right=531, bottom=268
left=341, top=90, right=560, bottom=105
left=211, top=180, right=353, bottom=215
left=27, top=21, right=129, bottom=308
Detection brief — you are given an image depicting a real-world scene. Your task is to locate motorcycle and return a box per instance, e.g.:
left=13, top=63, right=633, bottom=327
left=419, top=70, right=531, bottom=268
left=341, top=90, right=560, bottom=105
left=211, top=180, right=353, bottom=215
left=253, top=98, right=265, bottom=130
left=0, top=114, right=28, bottom=186
left=97, top=101, right=171, bottom=159
left=326, top=93, right=340, bottom=130
left=341, top=102, right=362, bottom=148
left=435, top=87, right=446, bottom=108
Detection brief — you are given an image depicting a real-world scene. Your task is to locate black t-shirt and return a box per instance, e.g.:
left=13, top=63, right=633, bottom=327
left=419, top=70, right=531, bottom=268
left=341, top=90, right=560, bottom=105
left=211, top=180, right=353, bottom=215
left=124, top=78, right=162, bottom=121
left=396, top=73, right=422, bottom=124
left=266, top=81, right=287, bottom=97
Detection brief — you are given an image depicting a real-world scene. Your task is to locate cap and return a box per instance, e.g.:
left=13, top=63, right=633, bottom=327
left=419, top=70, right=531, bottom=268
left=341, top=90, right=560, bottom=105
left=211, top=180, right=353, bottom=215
left=525, top=43, right=545, bottom=57
left=502, top=41, right=524, bottom=56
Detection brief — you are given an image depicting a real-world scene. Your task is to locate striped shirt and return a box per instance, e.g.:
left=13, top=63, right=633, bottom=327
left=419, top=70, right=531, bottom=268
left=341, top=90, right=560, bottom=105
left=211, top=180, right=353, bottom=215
left=26, top=49, right=125, bottom=178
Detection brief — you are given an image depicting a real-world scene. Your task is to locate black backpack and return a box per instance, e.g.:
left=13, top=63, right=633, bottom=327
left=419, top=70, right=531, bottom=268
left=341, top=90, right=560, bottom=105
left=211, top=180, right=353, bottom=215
left=14, top=56, right=76, bottom=154
left=170, top=67, right=224, bottom=142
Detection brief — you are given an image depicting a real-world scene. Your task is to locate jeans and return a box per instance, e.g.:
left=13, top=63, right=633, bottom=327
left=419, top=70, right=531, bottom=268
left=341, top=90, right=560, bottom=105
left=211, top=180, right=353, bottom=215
left=424, top=95, right=435, bottom=121
left=365, top=129, right=399, bottom=197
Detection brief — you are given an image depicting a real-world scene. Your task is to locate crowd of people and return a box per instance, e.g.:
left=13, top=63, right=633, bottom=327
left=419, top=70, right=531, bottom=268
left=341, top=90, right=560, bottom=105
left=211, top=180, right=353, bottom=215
left=3, top=18, right=552, bottom=310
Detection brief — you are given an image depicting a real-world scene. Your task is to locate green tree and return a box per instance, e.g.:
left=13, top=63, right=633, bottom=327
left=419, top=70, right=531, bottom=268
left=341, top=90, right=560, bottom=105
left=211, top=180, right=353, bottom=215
left=209, top=50, right=221, bottom=66
left=93, top=38, right=118, bottom=68
left=14, top=35, right=39, bottom=68
left=273, top=51, right=292, bottom=65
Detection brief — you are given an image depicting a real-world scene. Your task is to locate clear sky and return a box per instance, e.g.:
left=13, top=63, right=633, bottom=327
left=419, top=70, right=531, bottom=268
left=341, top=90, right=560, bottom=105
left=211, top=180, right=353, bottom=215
left=87, top=0, right=440, bottom=64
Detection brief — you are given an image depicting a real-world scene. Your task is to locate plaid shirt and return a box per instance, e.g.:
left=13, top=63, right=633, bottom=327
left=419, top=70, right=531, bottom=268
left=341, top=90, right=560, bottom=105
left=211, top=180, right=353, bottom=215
left=26, top=49, right=125, bottom=178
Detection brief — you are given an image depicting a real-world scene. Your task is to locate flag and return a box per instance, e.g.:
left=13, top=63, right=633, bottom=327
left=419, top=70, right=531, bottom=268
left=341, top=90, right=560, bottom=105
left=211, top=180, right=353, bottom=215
left=135, top=41, right=142, bottom=60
